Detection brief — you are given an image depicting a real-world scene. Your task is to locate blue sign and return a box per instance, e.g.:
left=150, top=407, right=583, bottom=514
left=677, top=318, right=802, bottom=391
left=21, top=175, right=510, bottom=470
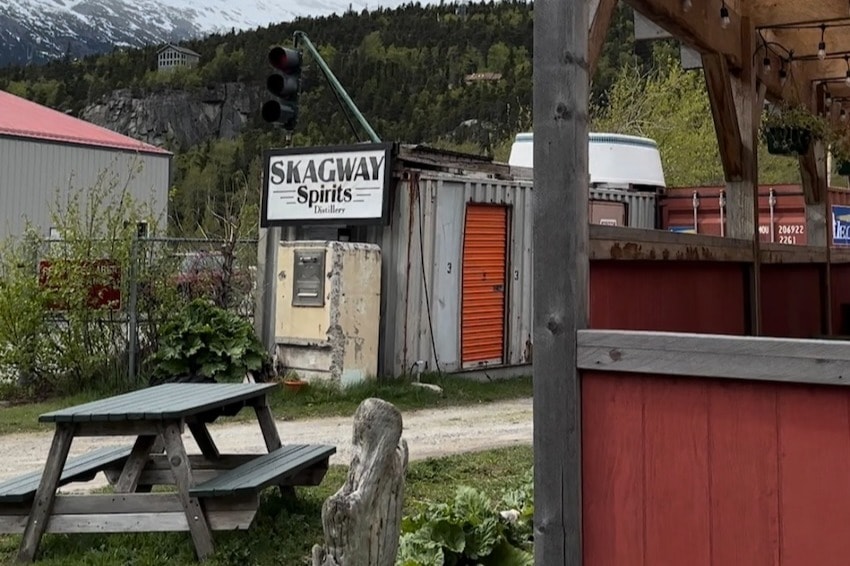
left=669, top=226, right=697, bottom=234
left=833, top=205, right=850, bottom=246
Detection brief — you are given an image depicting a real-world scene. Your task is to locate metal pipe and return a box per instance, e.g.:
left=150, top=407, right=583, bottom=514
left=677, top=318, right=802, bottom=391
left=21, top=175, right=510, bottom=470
left=769, top=188, right=777, bottom=243
left=293, top=31, right=381, bottom=143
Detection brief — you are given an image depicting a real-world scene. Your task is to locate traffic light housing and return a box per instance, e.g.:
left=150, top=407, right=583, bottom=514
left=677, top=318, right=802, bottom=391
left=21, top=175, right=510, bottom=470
left=262, top=46, right=302, bottom=130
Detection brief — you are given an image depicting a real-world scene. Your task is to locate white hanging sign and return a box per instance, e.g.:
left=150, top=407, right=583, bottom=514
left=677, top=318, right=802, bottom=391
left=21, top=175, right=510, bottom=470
left=262, top=143, right=394, bottom=226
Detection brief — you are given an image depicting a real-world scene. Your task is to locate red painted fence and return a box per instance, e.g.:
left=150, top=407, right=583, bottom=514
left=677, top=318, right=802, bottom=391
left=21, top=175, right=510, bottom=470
left=583, top=371, right=850, bottom=566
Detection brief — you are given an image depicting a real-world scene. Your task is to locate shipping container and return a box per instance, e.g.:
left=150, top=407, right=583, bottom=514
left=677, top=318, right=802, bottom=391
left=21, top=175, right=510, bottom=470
left=367, top=170, right=534, bottom=377
left=291, top=150, right=533, bottom=377
left=590, top=187, right=659, bottom=229
left=660, top=185, right=850, bottom=245
left=286, top=147, right=661, bottom=377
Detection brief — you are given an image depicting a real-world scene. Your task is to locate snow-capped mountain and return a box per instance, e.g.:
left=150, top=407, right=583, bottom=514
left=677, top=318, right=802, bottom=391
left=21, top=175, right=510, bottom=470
left=0, top=0, right=410, bottom=67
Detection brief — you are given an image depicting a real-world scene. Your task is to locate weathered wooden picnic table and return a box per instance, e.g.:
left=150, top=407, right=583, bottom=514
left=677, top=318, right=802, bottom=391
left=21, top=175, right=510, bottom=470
left=0, top=382, right=335, bottom=563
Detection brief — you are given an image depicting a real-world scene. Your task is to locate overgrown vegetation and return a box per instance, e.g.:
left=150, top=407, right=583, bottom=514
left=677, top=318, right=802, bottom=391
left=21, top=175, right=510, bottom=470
left=397, top=472, right=534, bottom=565
left=0, top=446, right=534, bottom=565
left=0, top=161, right=162, bottom=398
left=0, top=160, right=262, bottom=401
left=148, top=299, right=270, bottom=385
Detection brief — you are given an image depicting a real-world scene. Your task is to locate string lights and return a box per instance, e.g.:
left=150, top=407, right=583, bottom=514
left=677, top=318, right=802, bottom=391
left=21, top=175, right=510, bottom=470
left=720, top=2, right=731, bottom=29
left=818, top=24, right=827, bottom=61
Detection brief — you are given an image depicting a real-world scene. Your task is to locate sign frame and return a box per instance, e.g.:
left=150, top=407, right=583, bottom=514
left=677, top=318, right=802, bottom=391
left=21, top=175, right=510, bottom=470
left=833, top=204, right=850, bottom=246
left=261, top=142, right=395, bottom=227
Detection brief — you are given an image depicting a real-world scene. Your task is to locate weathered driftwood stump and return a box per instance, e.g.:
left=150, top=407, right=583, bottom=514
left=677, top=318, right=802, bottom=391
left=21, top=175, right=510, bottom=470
left=311, top=398, right=409, bottom=566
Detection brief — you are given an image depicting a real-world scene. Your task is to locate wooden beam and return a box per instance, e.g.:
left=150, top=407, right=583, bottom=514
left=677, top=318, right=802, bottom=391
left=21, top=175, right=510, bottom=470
left=624, top=0, right=742, bottom=68
left=702, top=53, right=744, bottom=181
left=588, top=0, right=618, bottom=77
left=533, top=0, right=588, bottom=563
left=578, top=329, right=850, bottom=385
left=799, top=83, right=828, bottom=207
left=589, top=225, right=754, bottom=262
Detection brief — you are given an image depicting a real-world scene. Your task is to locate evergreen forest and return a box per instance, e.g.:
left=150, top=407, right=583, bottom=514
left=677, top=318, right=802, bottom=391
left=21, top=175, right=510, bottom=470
left=0, top=0, right=811, bottom=237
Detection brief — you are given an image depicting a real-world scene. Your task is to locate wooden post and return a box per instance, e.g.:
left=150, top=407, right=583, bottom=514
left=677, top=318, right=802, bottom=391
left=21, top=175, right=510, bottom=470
left=255, top=226, right=281, bottom=354
left=312, top=398, right=408, bottom=566
left=721, top=18, right=763, bottom=335
left=533, top=0, right=588, bottom=564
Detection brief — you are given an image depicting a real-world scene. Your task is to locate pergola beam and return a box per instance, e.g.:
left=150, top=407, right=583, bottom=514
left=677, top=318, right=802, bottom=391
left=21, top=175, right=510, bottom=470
left=589, top=0, right=619, bottom=76
left=624, top=0, right=743, bottom=67
left=703, top=53, right=745, bottom=181
left=626, top=0, right=789, bottom=100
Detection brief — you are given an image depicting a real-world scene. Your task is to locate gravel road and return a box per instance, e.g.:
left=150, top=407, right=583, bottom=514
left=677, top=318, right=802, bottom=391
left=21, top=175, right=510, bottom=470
left=0, top=398, right=533, bottom=491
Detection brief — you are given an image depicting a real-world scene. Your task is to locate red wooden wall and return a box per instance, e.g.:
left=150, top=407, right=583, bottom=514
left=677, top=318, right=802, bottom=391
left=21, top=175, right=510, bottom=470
left=583, top=371, right=850, bottom=566
left=590, top=261, right=746, bottom=334
left=759, top=264, right=822, bottom=338
left=831, top=264, right=850, bottom=334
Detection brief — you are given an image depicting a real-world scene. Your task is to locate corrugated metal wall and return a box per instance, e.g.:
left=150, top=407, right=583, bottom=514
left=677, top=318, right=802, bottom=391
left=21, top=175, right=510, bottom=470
left=369, top=172, right=534, bottom=376
left=590, top=187, right=658, bottom=229
left=0, top=137, right=170, bottom=241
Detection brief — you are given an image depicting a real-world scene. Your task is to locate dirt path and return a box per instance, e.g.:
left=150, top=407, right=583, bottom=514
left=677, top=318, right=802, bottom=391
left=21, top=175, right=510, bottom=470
left=0, top=398, right=533, bottom=492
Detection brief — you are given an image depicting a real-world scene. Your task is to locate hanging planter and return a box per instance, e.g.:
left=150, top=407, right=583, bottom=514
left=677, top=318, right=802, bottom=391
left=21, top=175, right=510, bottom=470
left=762, top=102, right=825, bottom=157
left=764, top=126, right=812, bottom=156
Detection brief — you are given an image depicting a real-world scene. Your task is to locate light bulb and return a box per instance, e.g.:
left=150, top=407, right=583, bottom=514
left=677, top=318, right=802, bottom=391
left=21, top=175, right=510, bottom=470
left=682, top=0, right=692, bottom=11
left=818, top=42, right=827, bottom=60
left=763, top=57, right=771, bottom=72
left=779, top=68, right=788, bottom=86
left=720, top=6, right=730, bottom=29
left=846, top=70, right=850, bottom=86
left=826, top=92, right=833, bottom=107
left=842, top=109, right=848, bottom=122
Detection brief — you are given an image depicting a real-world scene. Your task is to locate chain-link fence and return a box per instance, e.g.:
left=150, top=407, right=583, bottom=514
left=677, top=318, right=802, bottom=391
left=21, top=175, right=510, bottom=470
left=130, top=237, right=259, bottom=383
left=0, top=236, right=258, bottom=394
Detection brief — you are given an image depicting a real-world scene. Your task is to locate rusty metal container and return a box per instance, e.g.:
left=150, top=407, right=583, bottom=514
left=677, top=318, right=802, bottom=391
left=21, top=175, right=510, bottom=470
left=660, top=184, right=808, bottom=244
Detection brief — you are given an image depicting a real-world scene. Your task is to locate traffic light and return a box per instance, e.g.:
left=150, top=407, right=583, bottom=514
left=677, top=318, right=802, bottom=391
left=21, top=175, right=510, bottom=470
left=262, top=45, right=302, bottom=130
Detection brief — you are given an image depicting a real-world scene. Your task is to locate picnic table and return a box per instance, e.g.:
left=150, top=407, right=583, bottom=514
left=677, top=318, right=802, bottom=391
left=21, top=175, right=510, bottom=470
left=0, top=382, right=336, bottom=562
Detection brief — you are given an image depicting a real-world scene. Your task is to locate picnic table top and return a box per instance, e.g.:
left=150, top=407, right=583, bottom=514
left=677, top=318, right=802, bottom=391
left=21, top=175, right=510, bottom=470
left=39, top=383, right=278, bottom=423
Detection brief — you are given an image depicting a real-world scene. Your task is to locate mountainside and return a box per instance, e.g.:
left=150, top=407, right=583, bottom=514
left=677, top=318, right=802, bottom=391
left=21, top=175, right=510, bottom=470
left=0, top=0, right=412, bottom=66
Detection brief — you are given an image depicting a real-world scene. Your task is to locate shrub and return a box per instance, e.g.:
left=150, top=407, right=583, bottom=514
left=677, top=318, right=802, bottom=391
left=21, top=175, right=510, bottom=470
left=148, top=298, right=269, bottom=384
left=396, top=470, right=534, bottom=566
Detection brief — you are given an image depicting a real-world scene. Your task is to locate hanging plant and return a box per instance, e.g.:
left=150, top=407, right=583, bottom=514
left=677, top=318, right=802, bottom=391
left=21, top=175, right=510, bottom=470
left=761, top=103, right=825, bottom=156
left=831, top=132, right=850, bottom=176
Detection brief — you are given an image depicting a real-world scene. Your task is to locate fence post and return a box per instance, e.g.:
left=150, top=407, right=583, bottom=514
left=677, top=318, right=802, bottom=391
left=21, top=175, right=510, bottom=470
left=255, top=227, right=282, bottom=353
left=127, top=233, right=139, bottom=385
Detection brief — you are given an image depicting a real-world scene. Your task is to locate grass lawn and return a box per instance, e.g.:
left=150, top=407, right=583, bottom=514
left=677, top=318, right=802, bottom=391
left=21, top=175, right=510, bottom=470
left=0, top=375, right=532, bottom=435
left=0, top=446, right=533, bottom=565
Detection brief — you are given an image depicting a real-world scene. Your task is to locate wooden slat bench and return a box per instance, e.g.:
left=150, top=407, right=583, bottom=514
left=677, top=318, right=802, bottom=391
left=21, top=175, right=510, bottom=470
left=189, top=444, right=336, bottom=498
left=0, top=446, right=132, bottom=504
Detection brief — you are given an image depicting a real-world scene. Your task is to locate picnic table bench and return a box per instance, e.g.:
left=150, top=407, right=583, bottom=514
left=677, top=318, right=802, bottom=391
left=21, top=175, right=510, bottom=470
left=0, top=383, right=335, bottom=562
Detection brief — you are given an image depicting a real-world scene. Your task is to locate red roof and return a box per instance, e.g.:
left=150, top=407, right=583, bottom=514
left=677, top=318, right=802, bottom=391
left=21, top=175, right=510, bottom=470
left=0, top=90, right=171, bottom=156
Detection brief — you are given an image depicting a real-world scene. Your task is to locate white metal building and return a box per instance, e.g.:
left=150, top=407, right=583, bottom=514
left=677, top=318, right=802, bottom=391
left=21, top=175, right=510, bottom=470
left=0, top=90, right=171, bottom=242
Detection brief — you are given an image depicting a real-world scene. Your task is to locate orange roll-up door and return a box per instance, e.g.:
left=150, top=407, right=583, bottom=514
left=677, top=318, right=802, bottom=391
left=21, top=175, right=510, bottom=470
left=461, top=204, right=508, bottom=365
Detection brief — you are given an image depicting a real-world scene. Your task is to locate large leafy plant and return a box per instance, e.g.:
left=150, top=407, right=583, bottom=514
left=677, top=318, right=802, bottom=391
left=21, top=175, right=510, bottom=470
left=149, top=298, right=268, bottom=384
left=396, top=472, right=534, bottom=566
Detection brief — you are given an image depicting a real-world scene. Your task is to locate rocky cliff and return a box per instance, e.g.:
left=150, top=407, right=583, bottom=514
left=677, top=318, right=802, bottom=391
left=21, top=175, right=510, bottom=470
left=81, top=83, right=262, bottom=150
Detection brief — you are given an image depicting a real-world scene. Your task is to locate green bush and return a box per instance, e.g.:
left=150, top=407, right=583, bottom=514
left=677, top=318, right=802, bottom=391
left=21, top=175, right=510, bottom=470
left=396, top=470, right=534, bottom=566
left=148, top=298, right=269, bottom=384
left=0, top=163, right=163, bottom=399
